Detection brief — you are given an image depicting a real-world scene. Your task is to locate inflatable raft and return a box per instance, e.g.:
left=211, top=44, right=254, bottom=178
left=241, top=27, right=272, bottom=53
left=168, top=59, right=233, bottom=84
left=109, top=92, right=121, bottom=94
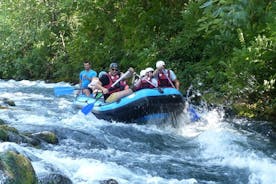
left=74, top=88, right=185, bottom=123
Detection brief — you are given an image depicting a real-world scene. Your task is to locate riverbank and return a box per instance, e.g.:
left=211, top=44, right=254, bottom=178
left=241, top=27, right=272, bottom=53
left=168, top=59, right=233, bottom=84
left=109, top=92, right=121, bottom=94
left=202, top=92, right=276, bottom=123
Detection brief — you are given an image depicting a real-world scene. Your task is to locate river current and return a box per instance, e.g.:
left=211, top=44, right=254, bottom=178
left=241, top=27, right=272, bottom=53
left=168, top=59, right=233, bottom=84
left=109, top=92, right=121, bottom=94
left=0, top=79, right=275, bottom=184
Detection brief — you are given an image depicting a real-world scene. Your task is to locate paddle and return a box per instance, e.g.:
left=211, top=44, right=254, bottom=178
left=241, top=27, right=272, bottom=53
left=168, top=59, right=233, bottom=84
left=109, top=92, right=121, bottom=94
left=185, top=85, right=200, bottom=122
left=134, top=73, right=164, bottom=93
left=81, top=93, right=103, bottom=115
left=54, top=86, right=80, bottom=96
left=135, top=73, right=158, bottom=88
left=163, top=70, right=176, bottom=89
left=81, top=71, right=131, bottom=115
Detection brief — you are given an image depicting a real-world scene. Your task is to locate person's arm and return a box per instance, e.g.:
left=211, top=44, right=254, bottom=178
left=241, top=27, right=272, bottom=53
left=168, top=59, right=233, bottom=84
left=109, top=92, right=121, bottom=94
left=174, top=79, right=180, bottom=90
left=134, top=79, right=142, bottom=89
left=151, top=78, right=158, bottom=87
left=88, top=77, right=99, bottom=88
left=79, top=72, right=83, bottom=87
left=121, top=67, right=135, bottom=79
left=95, top=75, right=109, bottom=94
left=153, top=68, right=160, bottom=78
left=95, top=82, right=109, bottom=94
left=169, top=70, right=180, bottom=90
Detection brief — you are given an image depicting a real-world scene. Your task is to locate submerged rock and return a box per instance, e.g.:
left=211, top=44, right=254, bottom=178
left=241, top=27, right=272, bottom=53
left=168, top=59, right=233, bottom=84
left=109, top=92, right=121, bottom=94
left=38, top=173, right=72, bottom=184
left=0, top=142, right=41, bottom=162
left=100, top=179, right=119, bottom=184
left=0, top=151, right=38, bottom=184
left=32, top=131, right=59, bottom=144
left=0, top=122, right=59, bottom=147
left=0, top=98, right=15, bottom=109
left=8, top=132, right=41, bottom=147
left=0, top=119, right=6, bottom=125
left=0, top=128, right=8, bottom=141
left=0, top=124, right=19, bottom=142
left=2, top=98, right=15, bottom=106
left=0, top=124, right=41, bottom=147
left=0, top=124, right=19, bottom=134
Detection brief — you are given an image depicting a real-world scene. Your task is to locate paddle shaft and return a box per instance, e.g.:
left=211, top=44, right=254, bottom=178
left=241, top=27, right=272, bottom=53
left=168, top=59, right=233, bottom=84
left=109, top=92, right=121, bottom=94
left=135, top=73, right=157, bottom=88
left=163, top=70, right=176, bottom=89
left=111, top=71, right=130, bottom=88
left=54, top=86, right=81, bottom=96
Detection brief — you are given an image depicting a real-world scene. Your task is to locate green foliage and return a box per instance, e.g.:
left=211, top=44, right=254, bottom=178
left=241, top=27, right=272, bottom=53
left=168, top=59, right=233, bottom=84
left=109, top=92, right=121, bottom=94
left=0, top=0, right=275, bottom=119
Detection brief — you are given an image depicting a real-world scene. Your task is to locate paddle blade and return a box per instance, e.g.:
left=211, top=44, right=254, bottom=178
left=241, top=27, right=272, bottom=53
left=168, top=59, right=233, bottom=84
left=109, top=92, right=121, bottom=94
left=54, top=86, right=75, bottom=96
left=188, top=106, right=200, bottom=122
left=81, top=103, right=95, bottom=115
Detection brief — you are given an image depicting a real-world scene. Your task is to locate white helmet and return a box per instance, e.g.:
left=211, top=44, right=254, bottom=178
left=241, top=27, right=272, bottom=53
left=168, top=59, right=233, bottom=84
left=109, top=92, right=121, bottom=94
left=145, top=67, right=154, bottom=73
left=156, top=60, right=165, bottom=68
left=140, top=70, right=146, bottom=77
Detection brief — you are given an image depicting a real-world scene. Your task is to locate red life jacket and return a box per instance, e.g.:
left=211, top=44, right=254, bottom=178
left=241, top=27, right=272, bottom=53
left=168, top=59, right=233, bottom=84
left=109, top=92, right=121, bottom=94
left=157, top=70, right=174, bottom=88
left=140, top=77, right=155, bottom=89
left=103, top=73, right=127, bottom=94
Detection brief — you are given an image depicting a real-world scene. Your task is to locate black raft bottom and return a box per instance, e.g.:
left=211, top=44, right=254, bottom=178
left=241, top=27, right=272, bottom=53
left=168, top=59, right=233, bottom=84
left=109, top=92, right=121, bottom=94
left=93, top=94, right=185, bottom=123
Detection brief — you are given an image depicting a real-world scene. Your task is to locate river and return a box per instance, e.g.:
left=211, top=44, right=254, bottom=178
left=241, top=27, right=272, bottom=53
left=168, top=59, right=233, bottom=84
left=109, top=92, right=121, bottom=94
left=0, top=79, right=276, bottom=184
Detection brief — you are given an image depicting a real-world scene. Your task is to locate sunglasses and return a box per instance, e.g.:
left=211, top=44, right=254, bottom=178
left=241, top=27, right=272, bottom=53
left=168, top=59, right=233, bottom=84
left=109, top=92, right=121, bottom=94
left=111, top=68, right=118, bottom=71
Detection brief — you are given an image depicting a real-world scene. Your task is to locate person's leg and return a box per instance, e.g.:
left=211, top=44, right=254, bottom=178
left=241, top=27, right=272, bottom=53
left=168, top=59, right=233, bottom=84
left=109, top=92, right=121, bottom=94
left=105, top=89, right=133, bottom=103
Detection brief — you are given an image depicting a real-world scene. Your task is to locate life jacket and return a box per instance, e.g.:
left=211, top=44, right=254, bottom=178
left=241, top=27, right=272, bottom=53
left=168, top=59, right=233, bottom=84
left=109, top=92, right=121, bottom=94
left=157, top=70, right=174, bottom=88
left=140, top=77, right=155, bottom=89
left=103, top=73, right=127, bottom=94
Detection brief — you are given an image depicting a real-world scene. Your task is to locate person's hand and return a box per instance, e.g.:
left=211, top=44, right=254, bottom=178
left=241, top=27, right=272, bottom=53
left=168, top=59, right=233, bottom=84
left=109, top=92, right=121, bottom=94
left=95, top=83, right=108, bottom=94
left=128, top=67, right=134, bottom=73
left=156, top=66, right=163, bottom=70
left=88, top=78, right=98, bottom=88
left=154, top=69, right=160, bottom=75
left=102, top=88, right=109, bottom=94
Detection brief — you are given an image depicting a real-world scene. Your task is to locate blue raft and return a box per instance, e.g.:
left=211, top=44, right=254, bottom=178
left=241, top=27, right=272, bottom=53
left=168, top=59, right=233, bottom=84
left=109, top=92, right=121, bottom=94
left=74, top=88, right=185, bottom=123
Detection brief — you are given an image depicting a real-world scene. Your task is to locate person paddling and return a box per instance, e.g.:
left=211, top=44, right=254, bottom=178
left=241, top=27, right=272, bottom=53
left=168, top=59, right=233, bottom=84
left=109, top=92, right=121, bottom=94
left=134, top=67, right=158, bottom=90
left=92, top=63, right=134, bottom=102
left=153, top=60, right=180, bottom=90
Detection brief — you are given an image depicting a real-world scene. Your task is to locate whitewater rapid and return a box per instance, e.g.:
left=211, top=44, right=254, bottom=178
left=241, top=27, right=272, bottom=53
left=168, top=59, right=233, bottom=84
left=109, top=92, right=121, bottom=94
left=0, top=79, right=276, bottom=184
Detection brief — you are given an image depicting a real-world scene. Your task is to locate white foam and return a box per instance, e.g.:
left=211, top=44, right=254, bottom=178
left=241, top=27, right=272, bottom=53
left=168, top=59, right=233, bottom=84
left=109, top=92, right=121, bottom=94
left=31, top=149, right=198, bottom=184
left=0, top=79, right=71, bottom=89
left=176, top=109, right=224, bottom=138
left=175, top=106, right=276, bottom=184
left=1, top=92, right=50, bottom=101
left=195, top=123, right=276, bottom=184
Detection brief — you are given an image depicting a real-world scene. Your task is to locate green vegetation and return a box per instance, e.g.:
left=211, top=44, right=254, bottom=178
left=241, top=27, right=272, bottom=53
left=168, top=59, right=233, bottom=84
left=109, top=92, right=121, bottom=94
left=0, top=0, right=275, bottom=120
